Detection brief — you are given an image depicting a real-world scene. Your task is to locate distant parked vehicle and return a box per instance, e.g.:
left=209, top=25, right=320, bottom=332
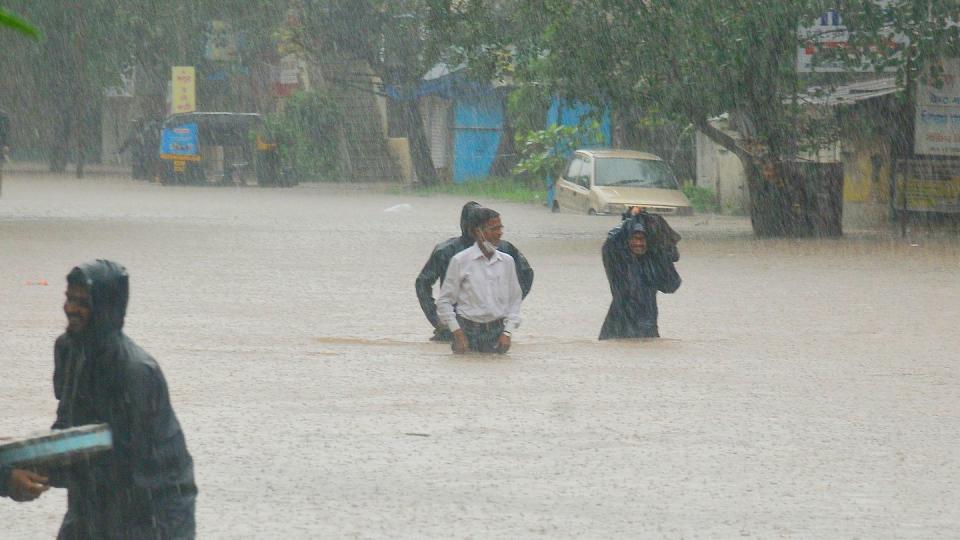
left=158, top=112, right=294, bottom=187
left=554, top=149, right=692, bottom=215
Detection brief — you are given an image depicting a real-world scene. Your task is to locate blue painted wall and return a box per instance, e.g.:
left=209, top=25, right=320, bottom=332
left=544, top=99, right=612, bottom=207
left=546, top=99, right=612, bottom=149
left=452, top=92, right=504, bottom=183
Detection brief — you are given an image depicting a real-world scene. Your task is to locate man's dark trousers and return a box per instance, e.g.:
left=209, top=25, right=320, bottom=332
left=455, top=317, right=505, bottom=353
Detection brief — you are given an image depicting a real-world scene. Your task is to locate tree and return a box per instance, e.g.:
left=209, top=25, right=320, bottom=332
left=4, top=1, right=130, bottom=176
left=842, top=0, right=960, bottom=154
left=427, top=1, right=895, bottom=236
left=293, top=0, right=441, bottom=185
left=1, top=1, right=285, bottom=176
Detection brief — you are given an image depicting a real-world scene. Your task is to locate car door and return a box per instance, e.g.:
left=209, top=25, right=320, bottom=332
left=578, top=155, right=595, bottom=213
left=557, top=154, right=592, bottom=213
left=556, top=156, right=583, bottom=212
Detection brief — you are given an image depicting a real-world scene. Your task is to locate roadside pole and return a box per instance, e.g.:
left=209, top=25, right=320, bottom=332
left=900, top=161, right=908, bottom=238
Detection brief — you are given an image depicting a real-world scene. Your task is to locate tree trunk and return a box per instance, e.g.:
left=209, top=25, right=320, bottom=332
left=747, top=159, right=843, bottom=238
left=489, top=117, right=515, bottom=178
left=399, top=98, right=439, bottom=186
left=696, top=119, right=843, bottom=237
left=49, top=113, right=70, bottom=173
left=74, top=88, right=86, bottom=179
left=74, top=9, right=85, bottom=179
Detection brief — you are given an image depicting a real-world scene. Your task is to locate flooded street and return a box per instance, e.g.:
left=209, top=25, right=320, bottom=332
left=1, top=171, right=958, bottom=538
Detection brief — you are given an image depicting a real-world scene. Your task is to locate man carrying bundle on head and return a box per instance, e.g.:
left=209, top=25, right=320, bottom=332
left=599, top=206, right=682, bottom=339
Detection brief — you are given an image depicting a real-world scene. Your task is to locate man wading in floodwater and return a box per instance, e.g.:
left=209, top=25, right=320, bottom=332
left=416, top=201, right=533, bottom=342
left=599, top=207, right=682, bottom=339
left=436, top=207, right=523, bottom=354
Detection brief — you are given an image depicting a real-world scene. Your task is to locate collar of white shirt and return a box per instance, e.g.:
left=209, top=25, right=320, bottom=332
left=465, top=242, right=503, bottom=263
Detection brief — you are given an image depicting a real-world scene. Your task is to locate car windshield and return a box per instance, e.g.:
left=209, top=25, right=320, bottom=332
left=594, top=158, right=679, bottom=189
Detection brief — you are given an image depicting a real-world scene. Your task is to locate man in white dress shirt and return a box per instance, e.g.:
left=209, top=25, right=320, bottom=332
left=436, top=207, right=523, bottom=354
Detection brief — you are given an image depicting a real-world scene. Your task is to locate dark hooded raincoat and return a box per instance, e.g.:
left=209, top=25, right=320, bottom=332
left=0, top=467, right=11, bottom=498
left=415, top=202, right=534, bottom=333
left=599, top=214, right=682, bottom=339
left=51, top=260, right=196, bottom=540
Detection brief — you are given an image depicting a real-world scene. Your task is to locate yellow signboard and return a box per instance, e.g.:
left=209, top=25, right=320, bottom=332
left=896, top=177, right=960, bottom=213
left=171, top=66, right=196, bottom=114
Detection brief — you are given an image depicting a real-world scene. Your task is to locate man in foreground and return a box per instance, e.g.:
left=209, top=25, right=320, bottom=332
left=50, top=259, right=197, bottom=539
left=436, top=208, right=523, bottom=354
left=599, top=208, right=682, bottom=339
left=416, top=201, right=534, bottom=342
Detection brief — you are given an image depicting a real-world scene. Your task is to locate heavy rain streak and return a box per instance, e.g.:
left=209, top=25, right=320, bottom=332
left=1, top=2, right=959, bottom=538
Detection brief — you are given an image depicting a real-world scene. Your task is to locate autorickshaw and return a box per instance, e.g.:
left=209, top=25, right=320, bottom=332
left=159, top=112, right=292, bottom=187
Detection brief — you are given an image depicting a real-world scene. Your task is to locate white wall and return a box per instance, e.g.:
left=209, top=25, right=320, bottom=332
left=101, top=97, right=135, bottom=166
left=696, top=130, right=748, bottom=214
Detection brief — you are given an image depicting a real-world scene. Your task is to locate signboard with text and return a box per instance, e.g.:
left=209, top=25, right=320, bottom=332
left=797, top=6, right=905, bottom=73
left=894, top=160, right=960, bottom=214
left=160, top=123, right=199, bottom=159
left=171, top=66, right=196, bottom=114
left=915, top=58, right=960, bottom=156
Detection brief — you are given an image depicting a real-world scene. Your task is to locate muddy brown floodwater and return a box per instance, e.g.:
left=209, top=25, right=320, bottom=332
left=1, top=172, right=958, bottom=538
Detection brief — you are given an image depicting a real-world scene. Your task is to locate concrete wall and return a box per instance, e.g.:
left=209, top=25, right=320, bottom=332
left=101, top=97, right=136, bottom=166
left=387, top=137, right=414, bottom=184
left=695, top=129, right=748, bottom=214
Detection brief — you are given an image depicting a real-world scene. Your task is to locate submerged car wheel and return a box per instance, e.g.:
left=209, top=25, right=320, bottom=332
left=588, top=208, right=597, bottom=215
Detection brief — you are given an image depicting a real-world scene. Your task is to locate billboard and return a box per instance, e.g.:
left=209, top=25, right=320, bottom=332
left=894, top=160, right=960, bottom=214
left=914, top=58, right=960, bottom=156
left=797, top=7, right=906, bottom=73
left=171, top=66, right=196, bottom=114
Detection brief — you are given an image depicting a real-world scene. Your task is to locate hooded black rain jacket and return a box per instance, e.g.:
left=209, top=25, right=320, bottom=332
left=599, top=217, right=682, bottom=339
left=51, top=260, right=196, bottom=540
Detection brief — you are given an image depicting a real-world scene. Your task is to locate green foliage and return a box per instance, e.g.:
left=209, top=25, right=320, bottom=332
left=506, top=85, right=550, bottom=140
left=263, top=90, right=342, bottom=181
left=682, top=183, right=719, bottom=214
left=0, top=6, right=38, bottom=39
left=842, top=1, right=960, bottom=84
left=512, top=122, right=603, bottom=185
left=401, top=176, right=543, bottom=205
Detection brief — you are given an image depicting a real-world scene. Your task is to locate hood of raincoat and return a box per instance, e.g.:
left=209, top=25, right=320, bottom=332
left=459, top=201, right=482, bottom=242
left=66, top=259, right=129, bottom=339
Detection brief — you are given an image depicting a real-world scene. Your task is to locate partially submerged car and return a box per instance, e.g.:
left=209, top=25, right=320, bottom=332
left=159, top=112, right=293, bottom=187
left=555, top=149, right=692, bottom=215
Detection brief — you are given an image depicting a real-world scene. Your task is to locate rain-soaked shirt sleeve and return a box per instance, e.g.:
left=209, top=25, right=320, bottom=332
left=436, top=255, right=462, bottom=332
left=502, top=259, right=523, bottom=334
left=415, top=245, right=446, bottom=328
left=601, top=225, right=632, bottom=297
left=508, top=244, right=535, bottom=299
